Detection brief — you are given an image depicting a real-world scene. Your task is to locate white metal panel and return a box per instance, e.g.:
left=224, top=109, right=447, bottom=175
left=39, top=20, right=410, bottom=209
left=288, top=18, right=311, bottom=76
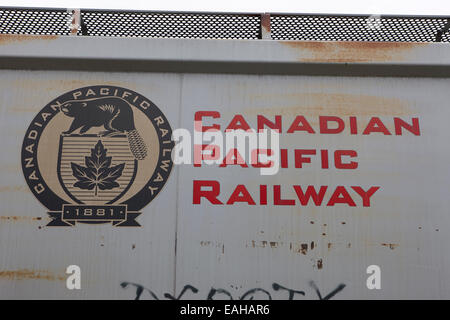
left=0, top=54, right=449, bottom=299
left=1, top=34, right=450, bottom=66
left=175, top=74, right=450, bottom=299
left=0, top=70, right=182, bottom=299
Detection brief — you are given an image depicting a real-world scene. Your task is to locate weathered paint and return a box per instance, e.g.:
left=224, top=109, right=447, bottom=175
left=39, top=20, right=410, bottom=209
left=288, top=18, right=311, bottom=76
left=280, top=41, right=427, bottom=63
left=0, top=34, right=59, bottom=45
left=260, top=13, right=271, bottom=40
left=0, top=34, right=449, bottom=66
left=0, top=35, right=449, bottom=300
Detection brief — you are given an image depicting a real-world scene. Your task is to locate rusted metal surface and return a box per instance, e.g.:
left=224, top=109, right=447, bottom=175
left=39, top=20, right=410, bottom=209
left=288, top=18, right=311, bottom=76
left=0, top=71, right=181, bottom=299
left=0, top=269, right=66, bottom=281
left=0, top=34, right=59, bottom=44
left=68, top=9, right=81, bottom=36
left=280, top=41, right=426, bottom=63
left=173, top=74, right=450, bottom=299
left=0, top=34, right=449, bottom=68
left=0, top=35, right=449, bottom=299
left=260, top=13, right=271, bottom=40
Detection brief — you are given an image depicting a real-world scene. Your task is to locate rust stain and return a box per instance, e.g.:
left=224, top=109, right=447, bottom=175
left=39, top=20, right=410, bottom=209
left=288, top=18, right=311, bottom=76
left=8, top=80, right=136, bottom=111
left=246, top=92, right=410, bottom=117
left=281, top=40, right=426, bottom=63
left=249, top=240, right=284, bottom=249
left=290, top=241, right=317, bottom=254
left=132, top=244, right=136, bottom=250
left=317, top=259, right=323, bottom=269
left=248, top=240, right=346, bottom=255
left=200, top=240, right=225, bottom=250
left=261, top=13, right=271, bottom=33
left=0, top=34, right=59, bottom=45
left=0, top=269, right=65, bottom=281
left=299, top=243, right=308, bottom=255
left=20, top=79, right=130, bottom=90
left=0, top=185, right=28, bottom=193
left=381, top=243, right=399, bottom=250
left=0, top=216, right=42, bottom=222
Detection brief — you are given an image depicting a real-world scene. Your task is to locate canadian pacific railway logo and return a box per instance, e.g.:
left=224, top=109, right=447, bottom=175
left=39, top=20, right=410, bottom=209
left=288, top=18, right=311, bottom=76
left=21, top=86, right=174, bottom=227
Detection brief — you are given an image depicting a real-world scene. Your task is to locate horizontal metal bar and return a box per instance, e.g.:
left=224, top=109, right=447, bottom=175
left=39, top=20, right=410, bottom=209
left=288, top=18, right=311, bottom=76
left=0, top=6, right=262, bottom=16
left=0, top=35, right=450, bottom=77
left=2, top=57, right=450, bottom=77
left=1, top=6, right=450, bottom=19
left=270, top=12, right=450, bottom=19
left=0, top=34, right=448, bottom=64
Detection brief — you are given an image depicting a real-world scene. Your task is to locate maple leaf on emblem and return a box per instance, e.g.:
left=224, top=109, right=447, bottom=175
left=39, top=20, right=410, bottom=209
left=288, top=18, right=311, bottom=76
left=71, top=140, right=125, bottom=196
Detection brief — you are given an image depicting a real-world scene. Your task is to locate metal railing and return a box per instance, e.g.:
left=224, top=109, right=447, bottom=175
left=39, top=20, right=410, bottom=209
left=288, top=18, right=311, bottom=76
left=1, top=7, right=450, bottom=42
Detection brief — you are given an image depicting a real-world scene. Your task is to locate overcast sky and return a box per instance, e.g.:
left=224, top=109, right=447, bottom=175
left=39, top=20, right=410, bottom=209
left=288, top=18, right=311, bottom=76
left=0, top=0, right=449, bottom=15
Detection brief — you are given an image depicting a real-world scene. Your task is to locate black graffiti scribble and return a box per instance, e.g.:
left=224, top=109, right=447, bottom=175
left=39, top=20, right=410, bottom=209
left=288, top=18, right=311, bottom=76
left=272, top=282, right=305, bottom=300
left=121, top=281, right=345, bottom=300
left=240, top=288, right=272, bottom=300
left=207, top=288, right=233, bottom=300
left=71, top=140, right=124, bottom=196
left=120, top=282, right=159, bottom=300
left=164, top=285, right=199, bottom=300
left=309, top=281, right=346, bottom=300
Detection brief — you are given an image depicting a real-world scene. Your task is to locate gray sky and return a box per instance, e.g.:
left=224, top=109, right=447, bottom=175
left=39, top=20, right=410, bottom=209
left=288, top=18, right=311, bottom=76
left=0, top=0, right=449, bottom=15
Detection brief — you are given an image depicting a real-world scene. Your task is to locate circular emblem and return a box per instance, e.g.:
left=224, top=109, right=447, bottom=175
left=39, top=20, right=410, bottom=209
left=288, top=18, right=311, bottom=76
left=21, top=85, right=174, bottom=227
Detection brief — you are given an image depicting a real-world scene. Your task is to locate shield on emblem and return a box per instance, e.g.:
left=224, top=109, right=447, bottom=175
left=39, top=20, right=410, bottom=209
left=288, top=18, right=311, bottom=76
left=57, top=134, right=137, bottom=205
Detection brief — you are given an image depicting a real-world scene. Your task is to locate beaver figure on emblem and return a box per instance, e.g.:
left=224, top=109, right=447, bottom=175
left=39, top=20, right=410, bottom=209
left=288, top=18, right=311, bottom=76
left=59, top=97, right=148, bottom=160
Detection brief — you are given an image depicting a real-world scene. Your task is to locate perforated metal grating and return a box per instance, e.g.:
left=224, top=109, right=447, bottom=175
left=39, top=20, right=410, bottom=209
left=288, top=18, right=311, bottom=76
left=271, top=15, right=450, bottom=42
left=0, top=8, right=72, bottom=35
left=81, top=11, right=260, bottom=39
left=1, top=7, right=450, bottom=42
